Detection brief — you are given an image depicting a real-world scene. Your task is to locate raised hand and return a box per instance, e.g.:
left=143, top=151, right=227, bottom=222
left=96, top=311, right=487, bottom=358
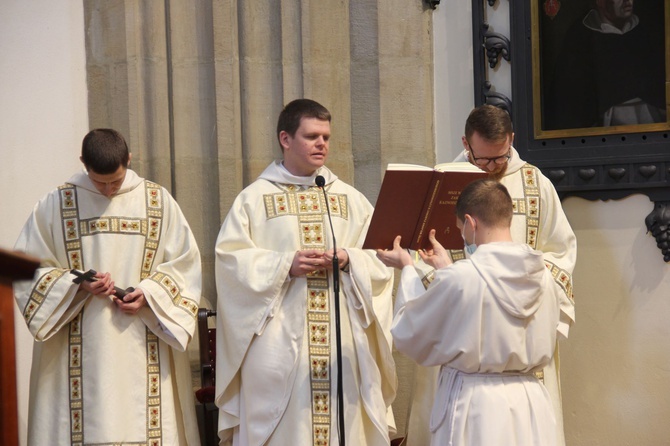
left=376, top=235, right=413, bottom=269
left=418, top=229, right=453, bottom=270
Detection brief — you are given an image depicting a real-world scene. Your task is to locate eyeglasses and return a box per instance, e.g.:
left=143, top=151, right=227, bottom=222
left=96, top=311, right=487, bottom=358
left=466, top=142, right=511, bottom=167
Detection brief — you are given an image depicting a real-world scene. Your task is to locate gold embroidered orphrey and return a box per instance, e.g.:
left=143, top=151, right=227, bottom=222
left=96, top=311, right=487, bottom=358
left=56, top=181, right=166, bottom=445
left=264, top=183, right=348, bottom=446
left=519, top=164, right=573, bottom=304
left=518, top=164, right=574, bottom=384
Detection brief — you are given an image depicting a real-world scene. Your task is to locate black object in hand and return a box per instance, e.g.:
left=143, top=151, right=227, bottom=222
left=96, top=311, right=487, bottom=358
left=71, top=269, right=137, bottom=301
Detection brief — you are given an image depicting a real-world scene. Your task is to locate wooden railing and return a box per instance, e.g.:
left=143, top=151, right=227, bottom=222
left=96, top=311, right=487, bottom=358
left=0, top=248, right=39, bottom=446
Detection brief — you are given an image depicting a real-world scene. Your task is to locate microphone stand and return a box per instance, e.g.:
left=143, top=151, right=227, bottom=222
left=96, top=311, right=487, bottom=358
left=317, top=176, right=345, bottom=446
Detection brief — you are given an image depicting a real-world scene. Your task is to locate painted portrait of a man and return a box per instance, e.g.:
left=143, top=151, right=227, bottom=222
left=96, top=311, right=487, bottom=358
left=542, top=0, right=667, bottom=131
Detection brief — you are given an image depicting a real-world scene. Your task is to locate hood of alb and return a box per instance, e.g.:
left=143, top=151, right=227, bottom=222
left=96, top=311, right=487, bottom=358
left=469, top=242, right=547, bottom=319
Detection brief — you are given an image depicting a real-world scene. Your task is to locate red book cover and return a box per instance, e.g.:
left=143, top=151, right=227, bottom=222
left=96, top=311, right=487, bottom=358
left=363, top=163, right=486, bottom=250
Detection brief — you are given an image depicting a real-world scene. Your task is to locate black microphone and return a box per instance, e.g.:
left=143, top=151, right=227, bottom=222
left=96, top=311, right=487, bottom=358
left=315, top=175, right=338, bottom=276
left=315, top=174, right=345, bottom=446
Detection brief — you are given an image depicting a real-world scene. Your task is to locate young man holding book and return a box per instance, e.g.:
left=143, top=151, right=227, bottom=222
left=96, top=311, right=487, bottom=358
left=376, top=179, right=572, bottom=446
left=458, top=105, right=576, bottom=445
left=405, top=104, right=576, bottom=445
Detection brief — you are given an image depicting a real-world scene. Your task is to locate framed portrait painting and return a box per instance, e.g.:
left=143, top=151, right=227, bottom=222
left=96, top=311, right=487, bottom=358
left=508, top=0, right=670, bottom=200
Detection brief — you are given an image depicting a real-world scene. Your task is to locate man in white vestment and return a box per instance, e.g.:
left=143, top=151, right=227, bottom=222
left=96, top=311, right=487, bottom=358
left=13, top=129, right=202, bottom=445
left=214, top=99, right=396, bottom=445
left=406, top=104, right=576, bottom=445
left=378, top=179, right=572, bottom=446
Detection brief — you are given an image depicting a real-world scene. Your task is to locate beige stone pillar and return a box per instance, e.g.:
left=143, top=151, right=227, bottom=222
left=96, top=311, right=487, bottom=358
left=165, top=0, right=220, bottom=304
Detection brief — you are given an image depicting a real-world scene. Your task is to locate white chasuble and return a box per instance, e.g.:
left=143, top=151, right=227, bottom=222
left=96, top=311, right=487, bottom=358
left=215, top=162, right=396, bottom=446
left=14, top=169, right=202, bottom=446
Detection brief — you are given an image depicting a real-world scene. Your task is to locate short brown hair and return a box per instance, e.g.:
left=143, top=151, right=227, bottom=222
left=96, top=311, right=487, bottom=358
left=276, top=99, right=331, bottom=143
left=464, top=104, right=513, bottom=143
left=81, top=129, right=130, bottom=174
left=456, top=179, right=513, bottom=228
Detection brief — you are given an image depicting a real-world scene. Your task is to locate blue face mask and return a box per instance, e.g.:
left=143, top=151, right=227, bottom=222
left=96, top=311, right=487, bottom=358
left=461, top=219, right=477, bottom=255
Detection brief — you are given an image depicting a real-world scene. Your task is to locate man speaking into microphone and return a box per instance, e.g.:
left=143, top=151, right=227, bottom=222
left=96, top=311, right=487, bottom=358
left=214, top=99, right=397, bottom=446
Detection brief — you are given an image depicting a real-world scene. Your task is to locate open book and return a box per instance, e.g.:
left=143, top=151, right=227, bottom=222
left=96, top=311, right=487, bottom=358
left=362, top=162, right=487, bottom=250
